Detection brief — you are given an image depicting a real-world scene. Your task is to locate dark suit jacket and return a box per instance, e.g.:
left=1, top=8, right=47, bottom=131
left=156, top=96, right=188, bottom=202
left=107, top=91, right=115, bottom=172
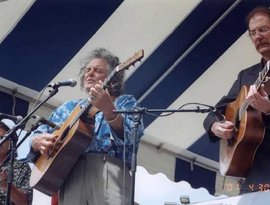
left=203, top=62, right=270, bottom=193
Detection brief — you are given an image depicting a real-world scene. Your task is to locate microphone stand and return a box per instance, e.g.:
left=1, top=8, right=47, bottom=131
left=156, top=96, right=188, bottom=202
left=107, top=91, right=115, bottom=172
left=113, top=106, right=213, bottom=205
left=0, top=87, right=59, bottom=205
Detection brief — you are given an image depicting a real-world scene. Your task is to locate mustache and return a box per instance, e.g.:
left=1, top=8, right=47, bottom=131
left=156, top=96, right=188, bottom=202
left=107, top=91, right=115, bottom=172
left=256, top=41, right=269, bottom=48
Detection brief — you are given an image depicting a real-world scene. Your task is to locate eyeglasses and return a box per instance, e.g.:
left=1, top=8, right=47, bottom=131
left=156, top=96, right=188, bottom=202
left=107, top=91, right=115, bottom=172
left=249, top=25, right=270, bottom=38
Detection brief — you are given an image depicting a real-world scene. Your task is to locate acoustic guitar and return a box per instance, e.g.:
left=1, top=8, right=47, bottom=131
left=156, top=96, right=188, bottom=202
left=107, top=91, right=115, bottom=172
left=220, top=61, right=270, bottom=177
left=30, top=49, right=144, bottom=196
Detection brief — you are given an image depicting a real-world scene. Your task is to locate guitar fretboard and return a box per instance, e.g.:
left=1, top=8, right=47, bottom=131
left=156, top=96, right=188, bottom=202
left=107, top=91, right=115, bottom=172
left=239, top=61, right=270, bottom=119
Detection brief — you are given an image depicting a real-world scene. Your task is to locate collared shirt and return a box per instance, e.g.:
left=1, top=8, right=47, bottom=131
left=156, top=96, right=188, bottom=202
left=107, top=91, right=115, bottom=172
left=0, top=159, right=33, bottom=205
left=30, top=94, right=144, bottom=168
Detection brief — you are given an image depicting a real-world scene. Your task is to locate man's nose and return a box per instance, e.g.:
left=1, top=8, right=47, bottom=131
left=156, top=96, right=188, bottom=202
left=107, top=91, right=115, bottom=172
left=85, top=68, right=94, bottom=76
left=252, top=31, right=264, bottom=40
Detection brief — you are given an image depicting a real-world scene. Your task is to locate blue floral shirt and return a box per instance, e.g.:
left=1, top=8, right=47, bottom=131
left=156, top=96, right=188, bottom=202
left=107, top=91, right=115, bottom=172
left=30, top=94, right=144, bottom=168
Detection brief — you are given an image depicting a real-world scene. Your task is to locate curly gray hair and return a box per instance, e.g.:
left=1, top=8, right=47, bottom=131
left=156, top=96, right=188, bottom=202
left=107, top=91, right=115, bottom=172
left=79, top=48, right=125, bottom=97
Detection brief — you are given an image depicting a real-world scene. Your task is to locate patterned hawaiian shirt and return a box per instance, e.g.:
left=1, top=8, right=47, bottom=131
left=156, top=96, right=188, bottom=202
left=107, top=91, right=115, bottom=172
left=0, top=159, right=33, bottom=205
left=30, top=94, right=144, bottom=168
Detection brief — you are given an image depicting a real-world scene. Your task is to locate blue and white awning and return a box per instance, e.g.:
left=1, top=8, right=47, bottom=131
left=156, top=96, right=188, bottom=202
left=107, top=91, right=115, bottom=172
left=1, top=0, right=270, bottom=197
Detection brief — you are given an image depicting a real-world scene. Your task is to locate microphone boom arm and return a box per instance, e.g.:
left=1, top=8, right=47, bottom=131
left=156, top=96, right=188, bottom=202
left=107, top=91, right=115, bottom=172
left=0, top=88, right=59, bottom=146
left=113, top=107, right=213, bottom=114
left=0, top=87, right=59, bottom=205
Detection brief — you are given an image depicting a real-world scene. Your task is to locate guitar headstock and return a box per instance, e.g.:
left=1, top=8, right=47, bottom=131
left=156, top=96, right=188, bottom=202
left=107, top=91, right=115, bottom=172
left=257, top=60, right=270, bottom=87
left=102, top=49, right=144, bottom=89
left=116, top=49, right=144, bottom=72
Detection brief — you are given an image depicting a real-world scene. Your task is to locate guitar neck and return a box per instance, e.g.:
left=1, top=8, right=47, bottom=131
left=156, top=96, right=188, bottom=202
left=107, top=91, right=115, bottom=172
left=102, top=68, right=118, bottom=90
left=239, top=61, right=270, bottom=119
left=68, top=101, right=92, bottom=129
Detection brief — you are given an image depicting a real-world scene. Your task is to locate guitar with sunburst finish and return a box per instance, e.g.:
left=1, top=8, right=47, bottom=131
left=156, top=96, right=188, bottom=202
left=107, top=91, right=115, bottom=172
left=220, top=61, right=270, bottom=177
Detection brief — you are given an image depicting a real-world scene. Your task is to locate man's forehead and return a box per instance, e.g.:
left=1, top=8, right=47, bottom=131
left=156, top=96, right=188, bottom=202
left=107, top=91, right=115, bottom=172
left=249, top=13, right=270, bottom=27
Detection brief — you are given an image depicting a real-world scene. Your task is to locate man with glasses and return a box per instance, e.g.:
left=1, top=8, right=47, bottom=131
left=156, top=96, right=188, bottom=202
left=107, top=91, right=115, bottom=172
left=204, top=6, right=270, bottom=194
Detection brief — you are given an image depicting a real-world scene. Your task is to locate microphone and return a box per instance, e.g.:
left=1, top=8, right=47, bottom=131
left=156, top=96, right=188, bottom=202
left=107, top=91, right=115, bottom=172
left=33, top=115, right=60, bottom=130
left=0, top=113, right=23, bottom=123
left=47, top=79, right=77, bottom=89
